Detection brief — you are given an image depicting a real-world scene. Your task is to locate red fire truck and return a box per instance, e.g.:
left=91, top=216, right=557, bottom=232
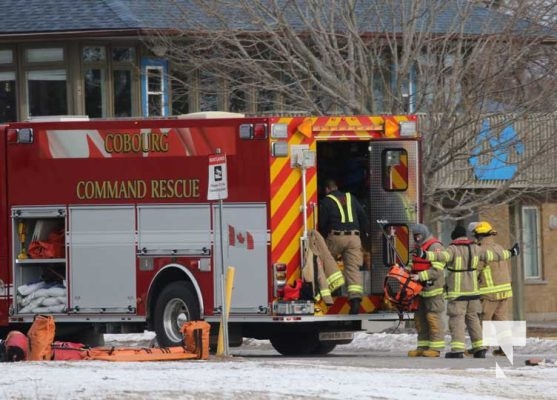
left=0, top=112, right=421, bottom=355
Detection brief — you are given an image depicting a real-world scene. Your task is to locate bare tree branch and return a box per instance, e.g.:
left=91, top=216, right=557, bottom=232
left=145, top=0, right=557, bottom=222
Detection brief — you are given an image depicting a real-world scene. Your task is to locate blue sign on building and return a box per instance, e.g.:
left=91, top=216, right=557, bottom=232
left=469, top=119, right=524, bottom=180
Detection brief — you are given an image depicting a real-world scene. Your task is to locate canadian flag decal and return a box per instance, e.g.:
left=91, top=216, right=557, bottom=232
left=228, top=225, right=254, bottom=250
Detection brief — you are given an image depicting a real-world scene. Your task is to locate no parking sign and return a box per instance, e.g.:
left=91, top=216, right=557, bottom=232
left=207, top=153, right=228, bottom=200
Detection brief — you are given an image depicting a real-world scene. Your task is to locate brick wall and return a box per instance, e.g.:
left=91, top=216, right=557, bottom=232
left=524, top=203, right=557, bottom=319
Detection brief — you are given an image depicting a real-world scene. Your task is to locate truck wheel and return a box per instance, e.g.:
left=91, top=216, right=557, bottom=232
left=154, top=281, right=200, bottom=346
left=269, top=332, right=319, bottom=356
left=311, top=342, right=337, bottom=355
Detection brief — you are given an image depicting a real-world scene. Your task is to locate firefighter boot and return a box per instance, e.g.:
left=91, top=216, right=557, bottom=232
left=349, top=298, right=361, bottom=315
left=473, top=349, right=487, bottom=359
left=421, top=349, right=440, bottom=357
left=408, top=348, right=426, bottom=357
left=492, top=347, right=506, bottom=357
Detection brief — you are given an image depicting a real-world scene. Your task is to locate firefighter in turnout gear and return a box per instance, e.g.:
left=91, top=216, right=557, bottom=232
left=318, top=179, right=368, bottom=314
left=473, top=221, right=519, bottom=357
left=407, top=224, right=445, bottom=357
left=419, top=225, right=485, bottom=358
left=305, top=229, right=345, bottom=305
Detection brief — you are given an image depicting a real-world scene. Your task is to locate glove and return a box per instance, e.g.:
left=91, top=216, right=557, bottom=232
left=409, top=274, right=420, bottom=282
left=509, top=243, right=520, bottom=257
left=412, top=247, right=426, bottom=259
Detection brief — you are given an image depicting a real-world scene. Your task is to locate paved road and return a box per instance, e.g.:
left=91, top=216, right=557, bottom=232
left=230, top=342, right=546, bottom=370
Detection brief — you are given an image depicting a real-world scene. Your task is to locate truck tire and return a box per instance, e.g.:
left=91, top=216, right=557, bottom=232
left=269, top=332, right=319, bottom=356
left=154, top=281, right=200, bottom=347
left=311, top=342, right=337, bottom=355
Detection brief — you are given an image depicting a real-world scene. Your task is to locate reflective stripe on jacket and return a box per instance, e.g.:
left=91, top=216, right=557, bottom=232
left=426, top=237, right=480, bottom=301
left=326, top=193, right=353, bottom=223
left=476, top=236, right=513, bottom=300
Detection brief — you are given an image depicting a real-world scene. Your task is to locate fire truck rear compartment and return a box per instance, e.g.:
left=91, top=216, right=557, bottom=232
left=316, top=139, right=419, bottom=295
left=316, top=140, right=374, bottom=295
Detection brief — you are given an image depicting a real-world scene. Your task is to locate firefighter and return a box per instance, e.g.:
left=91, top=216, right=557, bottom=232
left=407, top=224, right=445, bottom=357
left=318, top=179, right=368, bottom=314
left=467, top=222, right=479, bottom=238
left=473, top=221, right=519, bottom=357
left=417, top=225, right=485, bottom=358
left=305, top=229, right=346, bottom=306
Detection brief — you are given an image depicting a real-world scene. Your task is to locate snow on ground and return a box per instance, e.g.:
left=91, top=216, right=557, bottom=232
left=1, top=331, right=557, bottom=400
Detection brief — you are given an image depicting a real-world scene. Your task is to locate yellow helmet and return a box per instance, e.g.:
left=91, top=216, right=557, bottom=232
left=473, top=221, right=497, bottom=236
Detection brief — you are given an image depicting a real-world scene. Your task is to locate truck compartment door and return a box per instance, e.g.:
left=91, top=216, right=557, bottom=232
left=137, top=204, right=211, bottom=256
left=69, top=206, right=136, bottom=312
left=369, top=142, right=420, bottom=293
left=213, top=203, right=268, bottom=313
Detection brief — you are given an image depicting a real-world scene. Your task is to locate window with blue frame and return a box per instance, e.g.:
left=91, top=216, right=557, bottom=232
left=141, top=58, right=168, bottom=116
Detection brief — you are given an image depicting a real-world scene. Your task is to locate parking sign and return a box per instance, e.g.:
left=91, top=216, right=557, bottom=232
left=208, top=153, right=228, bottom=200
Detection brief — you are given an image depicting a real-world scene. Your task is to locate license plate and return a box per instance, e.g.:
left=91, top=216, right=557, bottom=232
left=318, top=331, right=354, bottom=341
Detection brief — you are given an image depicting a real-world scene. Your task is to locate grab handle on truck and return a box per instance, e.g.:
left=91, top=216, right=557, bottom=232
left=376, top=219, right=406, bottom=268
left=137, top=247, right=212, bottom=257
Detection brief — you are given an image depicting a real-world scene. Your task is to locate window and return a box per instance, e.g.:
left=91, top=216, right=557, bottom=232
left=83, top=46, right=107, bottom=118
left=114, top=70, right=132, bottom=117
left=522, top=206, right=541, bottom=279
left=26, top=48, right=63, bottom=63
left=82, top=45, right=136, bottom=117
left=27, top=70, right=67, bottom=116
left=229, top=87, right=247, bottom=113
left=257, top=88, right=275, bottom=113
left=390, top=62, right=415, bottom=113
left=0, top=49, right=13, bottom=64
left=199, top=71, right=219, bottom=111
left=171, top=75, right=189, bottom=115
left=24, top=47, right=67, bottom=117
left=0, top=49, right=16, bottom=122
left=0, top=73, right=16, bottom=122
left=141, top=58, right=168, bottom=116
left=84, top=69, right=105, bottom=118
left=112, top=47, right=135, bottom=117
left=382, top=149, right=408, bottom=191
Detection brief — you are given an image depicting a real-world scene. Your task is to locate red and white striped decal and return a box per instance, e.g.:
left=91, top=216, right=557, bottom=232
left=39, top=126, right=238, bottom=159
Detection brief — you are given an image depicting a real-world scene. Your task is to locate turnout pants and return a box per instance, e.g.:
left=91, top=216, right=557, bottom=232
left=308, top=230, right=345, bottom=293
left=481, top=298, right=510, bottom=322
left=447, top=299, right=484, bottom=352
left=414, top=295, right=445, bottom=351
left=325, top=234, right=363, bottom=300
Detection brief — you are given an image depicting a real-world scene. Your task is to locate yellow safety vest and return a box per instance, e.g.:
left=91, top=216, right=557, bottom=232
left=326, top=193, right=353, bottom=223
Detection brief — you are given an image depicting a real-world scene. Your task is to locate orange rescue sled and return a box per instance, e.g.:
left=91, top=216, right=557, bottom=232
left=85, top=345, right=200, bottom=362
left=86, top=320, right=211, bottom=361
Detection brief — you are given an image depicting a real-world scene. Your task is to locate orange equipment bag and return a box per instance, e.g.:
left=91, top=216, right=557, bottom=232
left=383, top=264, right=423, bottom=311
left=180, top=320, right=210, bottom=360
left=27, top=315, right=56, bottom=361
left=28, top=229, right=65, bottom=259
left=4, top=330, right=29, bottom=362
left=51, top=341, right=88, bottom=361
